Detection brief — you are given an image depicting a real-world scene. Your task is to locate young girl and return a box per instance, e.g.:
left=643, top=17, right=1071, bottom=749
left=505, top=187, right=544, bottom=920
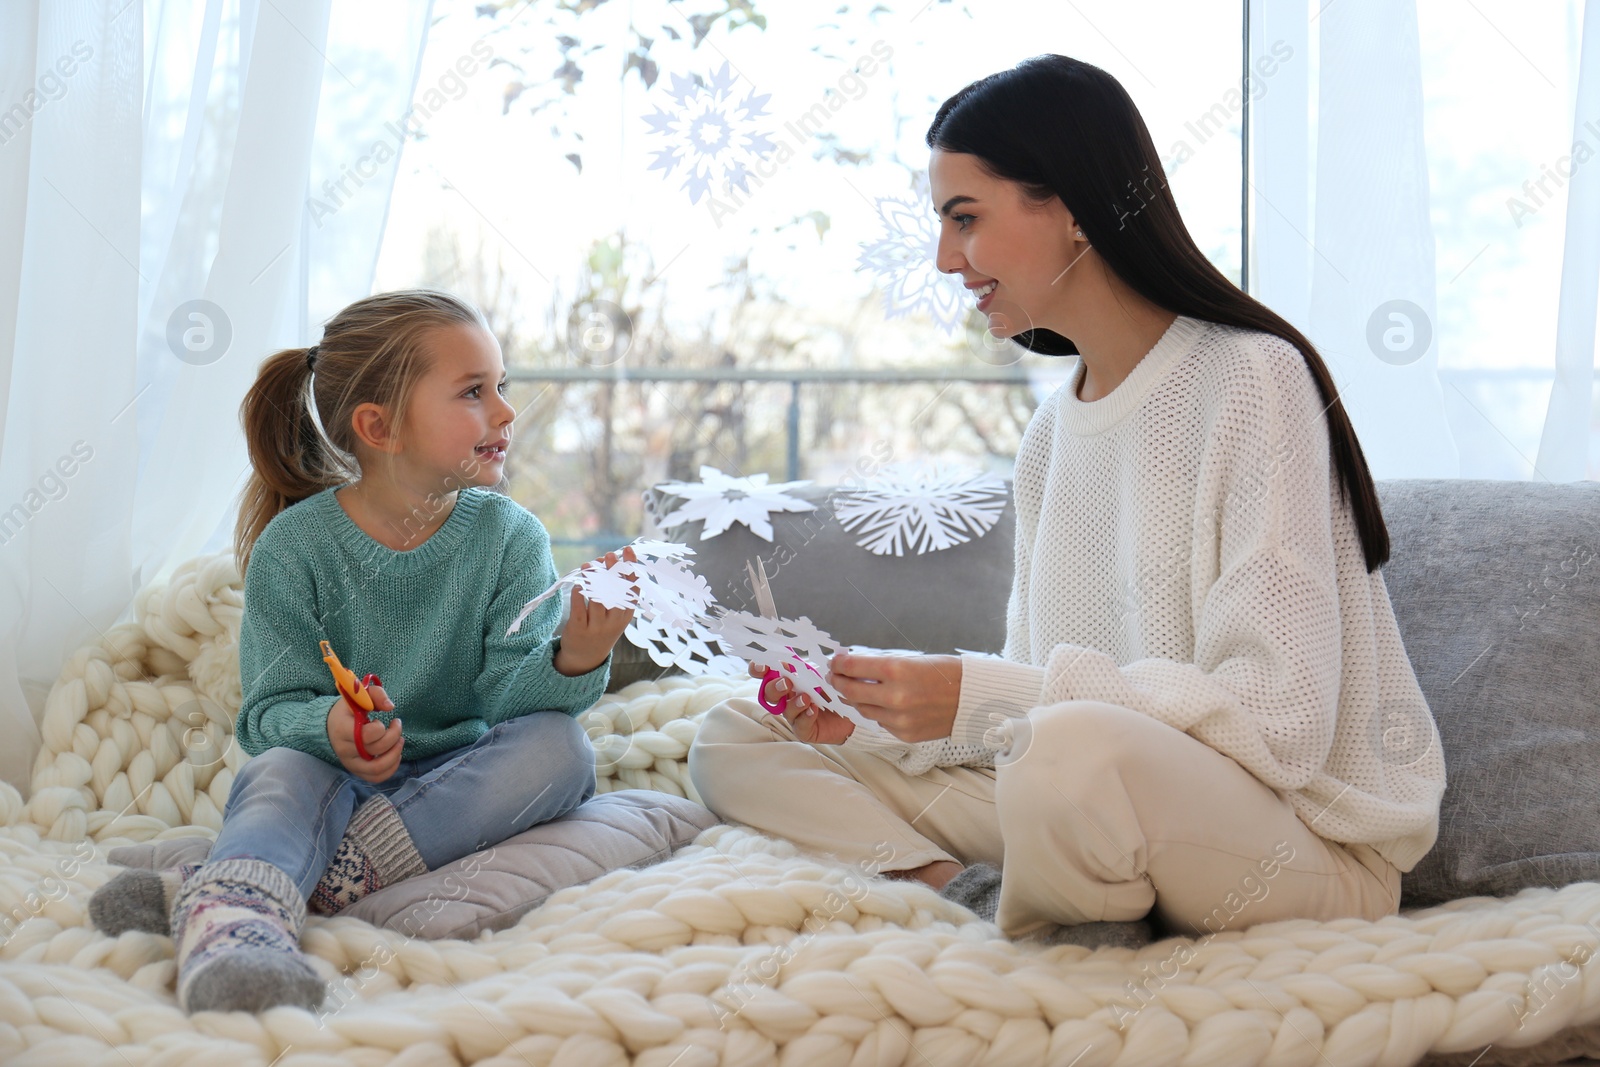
left=91, top=290, right=633, bottom=1013
left=689, top=55, right=1447, bottom=947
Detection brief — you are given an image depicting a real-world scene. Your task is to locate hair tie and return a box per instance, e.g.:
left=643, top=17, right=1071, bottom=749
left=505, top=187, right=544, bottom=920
left=306, top=345, right=319, bottom=372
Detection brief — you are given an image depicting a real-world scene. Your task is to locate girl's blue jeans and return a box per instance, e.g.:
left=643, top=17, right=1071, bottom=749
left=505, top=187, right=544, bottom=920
left=208, top=710, right=597, bottom=900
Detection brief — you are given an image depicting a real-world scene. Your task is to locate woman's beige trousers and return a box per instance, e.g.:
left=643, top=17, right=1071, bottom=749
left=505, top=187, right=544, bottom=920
left=688, top=696, right=1401, bottom=939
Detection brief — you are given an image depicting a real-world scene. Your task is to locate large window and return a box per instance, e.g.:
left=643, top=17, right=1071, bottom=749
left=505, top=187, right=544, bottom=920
left=1416, top=0, right=1590, bottom=478
left=370, top=0, right=1593, bottom=569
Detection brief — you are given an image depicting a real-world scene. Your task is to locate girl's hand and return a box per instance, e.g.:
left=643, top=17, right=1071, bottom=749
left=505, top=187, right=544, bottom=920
left=555, top=547, right=638, bottom=676
left=748, top=661, right=856, bottom=745
left=826, top=652, right=961, bottom=742
left=326, top=682, right=404, bottom=783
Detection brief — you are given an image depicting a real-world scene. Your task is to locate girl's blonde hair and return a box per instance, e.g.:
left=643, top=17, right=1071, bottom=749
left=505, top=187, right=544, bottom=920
left=232, top=288, right=488, bottom=573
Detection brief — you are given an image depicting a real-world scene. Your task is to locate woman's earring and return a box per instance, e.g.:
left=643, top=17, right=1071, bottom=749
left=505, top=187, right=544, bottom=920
left=1076, top=229, right=1085, bottom=238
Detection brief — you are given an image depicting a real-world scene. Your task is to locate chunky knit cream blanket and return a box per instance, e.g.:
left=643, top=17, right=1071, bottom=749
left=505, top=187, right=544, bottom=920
left=2, top=552, right=1598, bottom=1067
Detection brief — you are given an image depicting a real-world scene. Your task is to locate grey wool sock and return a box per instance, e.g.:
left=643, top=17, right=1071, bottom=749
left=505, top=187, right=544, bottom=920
left=89, top=862, right=203, bottom=936
left=938, top=862, right=1155, bottom=949
left=171, top=857, right=325, bottom=1014
left=1026, top=918, right=1155, bottom=951
left=938, top=862, right=1002, bottom=923
left=307, top=793, right=429, bottom=917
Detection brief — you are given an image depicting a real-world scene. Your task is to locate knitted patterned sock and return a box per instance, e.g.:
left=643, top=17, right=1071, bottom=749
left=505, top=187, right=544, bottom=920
left=89, top=862, right=203, bottom=936
left=91, top=796, right=427, bottom=935
left=171, top=857, right=325, bottom=1014
left=307, top=793, right=429, bottom=917
left=938, top=862, right=1001, bottom=923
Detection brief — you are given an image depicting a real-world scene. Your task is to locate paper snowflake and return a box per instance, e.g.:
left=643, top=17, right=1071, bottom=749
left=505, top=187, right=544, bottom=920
left=642, top=61, right=777, bottom=206
left=654, top=466, right=815, bottom=541
left=635, top=557, right=717, bottom=630
left=833, top=463, right=1009, bottom=556
left=506, top=540, right=743, bottom=677
left=624, top=612, right=745, bottom=676
left=707, top=610, right=881, bottom=732
left=506, top=541, right=701, bottom=635
left=857, top=190, right=968, bottom=335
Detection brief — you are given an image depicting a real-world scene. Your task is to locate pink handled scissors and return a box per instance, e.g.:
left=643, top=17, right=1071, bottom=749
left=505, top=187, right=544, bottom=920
left=747, top=559, right=828, bottom=715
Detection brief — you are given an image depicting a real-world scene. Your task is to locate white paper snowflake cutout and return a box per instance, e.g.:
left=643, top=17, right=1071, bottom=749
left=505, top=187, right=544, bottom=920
left=624, top=611, right=744, bottom=676
left=642, top=61, right=777, bottom=206
left=834, top=462, right=1009, bottom=556
left=707, top=610, right=881, bottom=731
left=625, top=539, right=697, bottom=562
left=634, top=556, right=716, bottom=630
left=857, top=191, right=968, bottom=335
left=506, top=540, right=744, bottom=677
left=654, top=466, right=815, bottom=541
left=506, top=541, right=698, bottom=635
left=575, top=563, right=642, bottom=609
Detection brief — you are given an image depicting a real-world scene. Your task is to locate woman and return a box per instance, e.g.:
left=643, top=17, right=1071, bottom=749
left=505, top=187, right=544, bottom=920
left=687, top=54, right=1446, bottom=946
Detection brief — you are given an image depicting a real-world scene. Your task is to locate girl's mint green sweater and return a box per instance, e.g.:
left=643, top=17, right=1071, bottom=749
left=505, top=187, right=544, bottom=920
left=235, top=486, right=610, bottom=768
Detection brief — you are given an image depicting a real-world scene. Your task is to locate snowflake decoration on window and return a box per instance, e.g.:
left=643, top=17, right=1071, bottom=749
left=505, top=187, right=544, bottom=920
left=708, top=609, right=883, bottom=733
left=833, top=462, right=1010, bottom=556
left=654, top=466, right=815, bottom=541
left=857, top=191, right=968, bottom=335
left=642, top=61, right=777, bottom=206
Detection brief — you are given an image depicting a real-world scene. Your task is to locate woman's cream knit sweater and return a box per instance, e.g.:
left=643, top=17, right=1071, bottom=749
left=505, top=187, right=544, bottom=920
left=844, top=314, right=1446, bottom=872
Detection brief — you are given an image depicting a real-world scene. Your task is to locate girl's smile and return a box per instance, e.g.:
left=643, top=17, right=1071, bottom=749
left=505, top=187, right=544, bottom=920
left=418, top=323, right=516, bottom=489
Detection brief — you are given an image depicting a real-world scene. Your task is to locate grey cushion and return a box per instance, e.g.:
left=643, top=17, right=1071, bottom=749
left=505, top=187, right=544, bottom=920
left=107, top=789, right=720, bottom=940
left=642, top=479, right=1015, bottom=657
left=107, top=834, right=212, bottom=872
left=1376, top=479, right=1600, bottom=905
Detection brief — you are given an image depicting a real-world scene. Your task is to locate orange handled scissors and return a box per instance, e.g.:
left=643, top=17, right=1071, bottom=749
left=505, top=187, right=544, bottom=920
left=319, top=640, right=382, bottom=761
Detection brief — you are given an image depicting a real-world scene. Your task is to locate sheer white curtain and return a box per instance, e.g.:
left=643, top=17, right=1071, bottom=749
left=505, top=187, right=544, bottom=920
left=0, top=0, right=433, bottom=795
left=1250, top=0, right=1596, bottom=482
left=1536, top=0, right=1600, bottom=480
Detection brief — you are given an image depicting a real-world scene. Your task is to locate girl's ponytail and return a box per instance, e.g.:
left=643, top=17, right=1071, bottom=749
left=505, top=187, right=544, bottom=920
left=232, top=289, right=487, bottom=574
left=233, top=345, right=350, bottom=574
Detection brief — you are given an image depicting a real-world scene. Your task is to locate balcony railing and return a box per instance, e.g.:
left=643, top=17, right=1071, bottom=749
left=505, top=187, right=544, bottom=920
left=509, top=362, right=1071, bottom=482
left=507, top=364, right=1581, bottom=556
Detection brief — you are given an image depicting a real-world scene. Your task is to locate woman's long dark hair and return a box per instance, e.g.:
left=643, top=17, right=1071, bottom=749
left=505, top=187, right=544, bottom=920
left=928, top=54, right=1389, bottom=572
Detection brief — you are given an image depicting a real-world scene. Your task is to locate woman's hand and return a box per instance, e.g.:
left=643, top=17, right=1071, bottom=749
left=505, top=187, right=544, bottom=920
left=326, top=683, right=404, bottom=784
left=748, top=661, right=856, bottom=745
left=826, top=652, right=962, bottom=742
left=555, top=547, right=638, bottom=676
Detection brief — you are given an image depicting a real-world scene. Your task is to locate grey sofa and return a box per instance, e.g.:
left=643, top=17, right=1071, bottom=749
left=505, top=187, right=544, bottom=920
left=632, top=477, right=1600, bottom=908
